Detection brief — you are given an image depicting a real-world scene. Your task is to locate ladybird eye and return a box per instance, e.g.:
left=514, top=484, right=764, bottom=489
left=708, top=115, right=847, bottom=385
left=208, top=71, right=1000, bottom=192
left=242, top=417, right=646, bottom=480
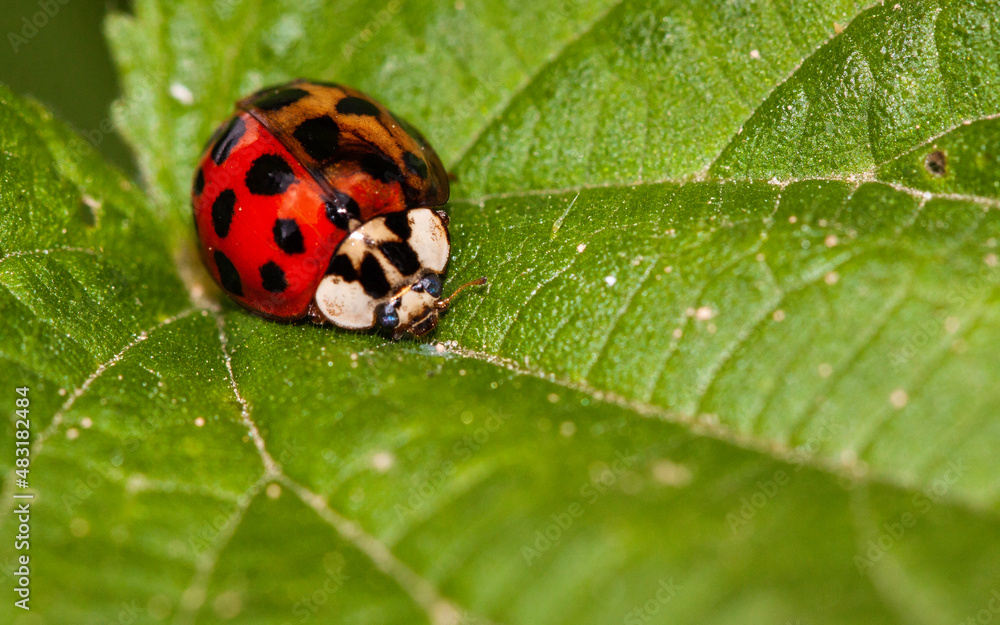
left=421, top=275, right=443, bottom=298
left=375, top=303, right=399, bottom=329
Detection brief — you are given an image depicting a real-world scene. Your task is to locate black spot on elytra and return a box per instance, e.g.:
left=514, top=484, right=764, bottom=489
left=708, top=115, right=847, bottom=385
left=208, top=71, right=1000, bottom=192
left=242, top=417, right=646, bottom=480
left=396, top=116, right=430, bottom=148
left=214, top=250, right=243, bottom=295
left=334, top=190, right=361, bottom=217
left=336, top=96, right=381, bottom=117
left=359, top=254, right=391, bottom=298
left=383, top=211, right=411, bottom=240
left=193, top=168, right=205, bottom=196
left=272, top=218, right=305, bottom=254
left=324, top=202, right=350, bottom=231
left=324, top=190, right=360, bottom=230
left=292, top=116, right=341, bottom=162
left=202, top=125, right=221, bottom=154
left=402, top=151, right=428, bottom=179
left=212, top=189, right=237, bottom=237
left=379, top=240, right=420, bottom=276
left=246, top=154, right=296, bottom=195
left=211, top=116, right=245, bottom=165
left=254, top=87, right=310, bottom=110
left=326, top=253, right=358, bottom=281
left=259, top=261, right=288, bottom=293
left=925, top=150, right=947, bottom=177
left=359, top=152, right=404, bottom=184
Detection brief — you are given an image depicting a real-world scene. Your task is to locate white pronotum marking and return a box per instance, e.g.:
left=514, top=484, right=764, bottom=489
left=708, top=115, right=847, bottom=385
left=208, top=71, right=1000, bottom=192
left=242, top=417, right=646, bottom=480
left=314, top=208, right=450, bottom=330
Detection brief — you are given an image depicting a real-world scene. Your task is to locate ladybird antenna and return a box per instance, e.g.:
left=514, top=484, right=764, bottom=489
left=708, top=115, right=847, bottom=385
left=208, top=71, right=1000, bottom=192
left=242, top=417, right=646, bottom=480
left=436, top=277, right=488, bottom=310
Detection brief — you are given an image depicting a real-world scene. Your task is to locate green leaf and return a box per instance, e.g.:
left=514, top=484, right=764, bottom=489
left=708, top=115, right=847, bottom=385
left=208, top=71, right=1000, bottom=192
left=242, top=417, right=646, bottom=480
left=3, top=1, right=1000, bottom=624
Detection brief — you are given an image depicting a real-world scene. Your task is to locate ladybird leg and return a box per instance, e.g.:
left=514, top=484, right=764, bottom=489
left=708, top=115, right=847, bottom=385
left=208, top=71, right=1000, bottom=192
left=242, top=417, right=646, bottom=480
left=306, top=300, right=330, bottom=325
left=434, top=209, right=450, bottom=227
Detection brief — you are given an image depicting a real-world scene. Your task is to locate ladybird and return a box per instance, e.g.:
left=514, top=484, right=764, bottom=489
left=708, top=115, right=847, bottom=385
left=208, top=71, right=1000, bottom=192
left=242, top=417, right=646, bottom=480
left=192, top=79, right=484, bottom=338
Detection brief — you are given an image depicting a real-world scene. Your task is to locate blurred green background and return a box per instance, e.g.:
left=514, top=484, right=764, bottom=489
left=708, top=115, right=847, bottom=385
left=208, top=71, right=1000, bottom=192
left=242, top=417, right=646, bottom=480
left=0, top=0, right=132, bottom=172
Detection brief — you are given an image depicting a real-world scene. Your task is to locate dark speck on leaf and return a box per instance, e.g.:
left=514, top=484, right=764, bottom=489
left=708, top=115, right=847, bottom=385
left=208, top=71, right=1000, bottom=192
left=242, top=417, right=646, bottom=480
left=925, top=150, right=947, bottom=177
left=79, top=198, right=97, bottom=227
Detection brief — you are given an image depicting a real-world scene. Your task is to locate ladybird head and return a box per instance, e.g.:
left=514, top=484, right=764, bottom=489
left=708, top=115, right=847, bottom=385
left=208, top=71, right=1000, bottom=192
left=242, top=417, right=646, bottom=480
left=379, top=274, right=489, bottom=339
left=376, top=274, right=443, bottom=339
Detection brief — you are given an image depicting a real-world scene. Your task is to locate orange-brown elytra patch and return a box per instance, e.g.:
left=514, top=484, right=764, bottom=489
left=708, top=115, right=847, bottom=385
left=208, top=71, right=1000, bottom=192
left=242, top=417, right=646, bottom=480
left=238, top=80, right=448, bottom=211
left=332, top=166, right=407, bottom=222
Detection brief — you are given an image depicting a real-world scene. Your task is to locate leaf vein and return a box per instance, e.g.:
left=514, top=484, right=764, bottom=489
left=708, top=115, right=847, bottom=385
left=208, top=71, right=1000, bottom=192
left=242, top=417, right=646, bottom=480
left=0, top=307, right=200, bottom=518
left=212, top=311, right=498, bottom=625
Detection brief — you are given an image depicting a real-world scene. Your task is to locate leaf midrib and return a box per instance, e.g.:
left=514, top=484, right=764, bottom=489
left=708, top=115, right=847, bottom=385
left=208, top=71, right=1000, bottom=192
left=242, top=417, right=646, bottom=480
left=449, top=167, right=1000, bottom=210
left=433, top=333, right=1000, bottom=521
left=438, top=173, right=1000, bottom=516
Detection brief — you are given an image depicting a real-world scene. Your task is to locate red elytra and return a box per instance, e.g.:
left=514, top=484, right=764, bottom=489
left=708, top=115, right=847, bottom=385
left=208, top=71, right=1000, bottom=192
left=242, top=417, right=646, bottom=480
left=194, top=112, right=343, bottom=318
